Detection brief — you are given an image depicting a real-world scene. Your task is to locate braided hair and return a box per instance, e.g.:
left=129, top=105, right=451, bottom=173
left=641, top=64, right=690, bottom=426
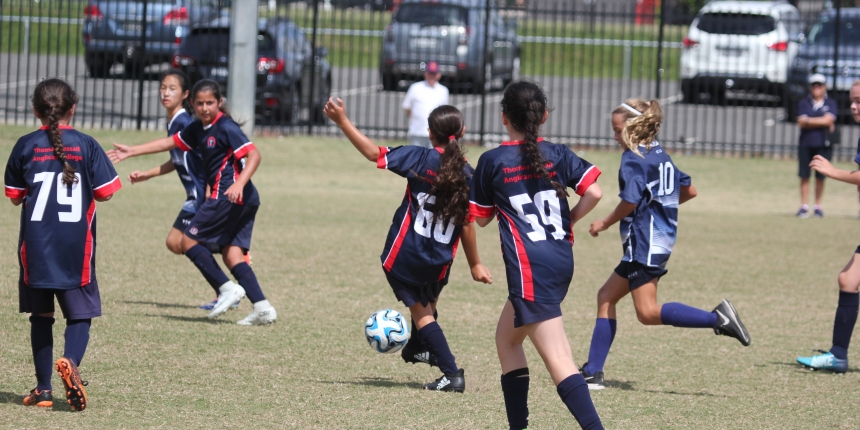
left=32, top=78, right=79, bottom=186
left=427, top=105, right=469, bottom=226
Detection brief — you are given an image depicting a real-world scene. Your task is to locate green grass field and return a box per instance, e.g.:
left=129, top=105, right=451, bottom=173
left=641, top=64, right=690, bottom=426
left=0, top=127, right=858, bottom=428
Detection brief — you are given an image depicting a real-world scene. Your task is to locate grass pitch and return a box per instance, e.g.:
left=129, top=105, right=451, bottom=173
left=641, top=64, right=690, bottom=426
left=0, top=126, right=858, bottom=429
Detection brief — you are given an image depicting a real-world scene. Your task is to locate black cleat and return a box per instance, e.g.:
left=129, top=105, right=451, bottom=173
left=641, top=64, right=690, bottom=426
left=423, top=368, right=465, bottom=393
left=400, top=345, right=439, bottom=368
left=712, top=299, right=751, bottom=346
left=579, top=362, right=605, bottom=390
left=22, top=388, right=53, bottom=407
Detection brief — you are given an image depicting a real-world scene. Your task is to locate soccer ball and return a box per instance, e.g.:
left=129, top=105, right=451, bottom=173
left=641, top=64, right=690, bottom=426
left=365, top=309, right=410, bottom=354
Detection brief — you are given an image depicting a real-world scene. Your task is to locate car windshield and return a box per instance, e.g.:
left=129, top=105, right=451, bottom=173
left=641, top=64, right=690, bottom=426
left=696, top=12, right=775, bottom=35
left=394, top=4, right=467, bottom=27
left=185, top=29, right=275, bottom=53
left=807, top=17, right=860, bottom=46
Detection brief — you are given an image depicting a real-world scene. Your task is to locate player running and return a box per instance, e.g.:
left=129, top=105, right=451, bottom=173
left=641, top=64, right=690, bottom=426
left=580, top=98, right=750, bottom=390
left=324, top=98, right=492, bottom=393
left=470, top=81, right=604, bottom=429
left=6, top=79, right=122, bottom=410
left=795, top=79, right=860, bottom=373
left=107, top=79, right=275, bottom=325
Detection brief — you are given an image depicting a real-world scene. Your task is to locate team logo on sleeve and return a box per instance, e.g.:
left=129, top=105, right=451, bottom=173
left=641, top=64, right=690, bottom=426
left=206, top=136, right=216, bottom=148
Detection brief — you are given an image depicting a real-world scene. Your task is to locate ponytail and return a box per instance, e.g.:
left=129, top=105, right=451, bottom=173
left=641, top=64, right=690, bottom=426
left=615, top=98, right=662, bottom=157
left=428, top=105, right=470, bottom=226
left=32, top=79, right=79, bottom=186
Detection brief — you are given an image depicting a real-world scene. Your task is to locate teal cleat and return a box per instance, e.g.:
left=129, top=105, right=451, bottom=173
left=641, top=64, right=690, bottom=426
left=796, top=350, right=848, bottom=374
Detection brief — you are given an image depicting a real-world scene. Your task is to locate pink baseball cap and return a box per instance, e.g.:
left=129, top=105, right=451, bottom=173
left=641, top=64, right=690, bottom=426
left=425, top=61, right=440, bottom=73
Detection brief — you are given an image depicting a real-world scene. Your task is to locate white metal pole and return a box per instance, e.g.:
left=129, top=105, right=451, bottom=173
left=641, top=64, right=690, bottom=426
left=228, top=0, right=259, bottom=136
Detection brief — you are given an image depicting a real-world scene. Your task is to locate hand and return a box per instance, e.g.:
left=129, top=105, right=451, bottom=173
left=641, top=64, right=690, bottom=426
left=589, top=219, right=607, bottom=237
left=107, top=143, right=132, bottom=164
left=470, top=264, right=492, bottom=284
left=223, top=183, right=244, bottom=203
left=322, top=97, right=346, bottom=124
left=830, top=124, right=836, bottom=133
left=809, top=154, right=836, bottom=178
left=128, top=171, right=150, bottom=184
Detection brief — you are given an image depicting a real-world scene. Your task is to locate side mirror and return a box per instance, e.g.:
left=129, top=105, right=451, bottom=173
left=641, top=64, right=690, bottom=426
left=315, top=47, right=328, bottom=58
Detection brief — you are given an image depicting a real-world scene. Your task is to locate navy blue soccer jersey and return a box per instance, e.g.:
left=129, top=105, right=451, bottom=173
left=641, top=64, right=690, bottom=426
left=173, top=112, right=259, bottom=206
left=166, top=109, right=205, bottom=213
left=469, top=139, right=601, bottom=304
left=617, top=142, right=690, bottom=269
left=5, top=126, right=122, bottom=289
left=377, top=145, right=474, bottom=286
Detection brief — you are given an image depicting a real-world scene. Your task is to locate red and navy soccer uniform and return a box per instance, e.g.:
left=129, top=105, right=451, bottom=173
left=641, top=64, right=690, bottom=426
left=172, top=112, right=259, bottom=249
left=166, top=109, right=206, bottom=231
left=469, top=139, right=600, bottom=304
left=377, top=145, right=474, bottom=287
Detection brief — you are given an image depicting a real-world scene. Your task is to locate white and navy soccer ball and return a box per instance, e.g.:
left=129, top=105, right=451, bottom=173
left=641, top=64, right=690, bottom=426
left=365, top=309, right=410, bottom=354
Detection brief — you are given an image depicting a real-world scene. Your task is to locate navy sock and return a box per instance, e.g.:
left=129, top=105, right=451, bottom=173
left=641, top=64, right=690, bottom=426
left=831, top=291, right=859, bottom=360
left=185, top=244, right=229, bottom=294
left=660, top=302, right=718, bottom=328
left=230, top=262, right=265, bottom=303
left=416, top=322, right=457, bottom=375
left=63, top=319, right=91, bottom=367
left=30, top=316, right=54, bottom=391
left=406, top=310, right=438, bottom=350
left=584, top=318, right=617, bottom=374
left=500, top=368, right=529, bottom=430
left=556, top=374, right=604, bottom=430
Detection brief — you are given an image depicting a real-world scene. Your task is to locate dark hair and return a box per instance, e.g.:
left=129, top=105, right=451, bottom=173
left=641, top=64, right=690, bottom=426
left=191, top=79, right=244, bottom=125
left=160, top=68, right=193, bottom=114
left=32, top=78, right=79, bottom=186
left=427, top=105, right=470, bottom=226
left=500, top=80, right=566, bottom=197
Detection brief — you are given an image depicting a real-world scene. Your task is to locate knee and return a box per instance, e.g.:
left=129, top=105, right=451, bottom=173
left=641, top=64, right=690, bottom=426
left=166, top=239, right=183, bottom=255
left=635, top=306, right=661, bottom=325
left=838, top=272, right=859, bottom=293
left=596, top=287, right=617, bottom=306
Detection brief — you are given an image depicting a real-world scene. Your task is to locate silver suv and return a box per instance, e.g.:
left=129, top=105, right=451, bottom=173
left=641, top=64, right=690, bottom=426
left=379, top=0, right=520, bottom=92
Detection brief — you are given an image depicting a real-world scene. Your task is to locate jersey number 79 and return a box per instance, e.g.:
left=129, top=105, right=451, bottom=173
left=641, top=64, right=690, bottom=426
left=31, top=172, right=82, bottom=222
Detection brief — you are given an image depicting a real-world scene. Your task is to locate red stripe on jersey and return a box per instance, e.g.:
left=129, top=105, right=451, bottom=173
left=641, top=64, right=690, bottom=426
left=5, top=185, right=26, bottom=199
left=210, top=111, right=224, bottom=126
left=93, top=176, right=122, bottom=199
left=376, top=146, right=390, bottom=169
left=21, top=242, right=28, bottom=285
left=500, top=137, right=545, bottom=146
left=210, top=149, right=234, bottom=200
left=382, top=186, right=412, bottom=271
left=38, top=125, right=73, bottom=130
left=234, top=142, right=256, bottom=159
left=232, top=159, right=244, bottom=205
left=437, top=236, right=461, bottom=281
left=498, top=211, right=534, bottom=301
left=173, top=133, right=192, bottom=152
left=81, top=199, right=96, bottom=286
left=469, top=201, right=494, bottom=218
left=574, top=165, right=601, bottom=196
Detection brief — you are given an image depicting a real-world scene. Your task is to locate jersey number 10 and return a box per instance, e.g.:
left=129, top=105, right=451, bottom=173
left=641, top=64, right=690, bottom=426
left=31, top=172, right=82, bottom=223
left=656, top=162, right=675, bottom=197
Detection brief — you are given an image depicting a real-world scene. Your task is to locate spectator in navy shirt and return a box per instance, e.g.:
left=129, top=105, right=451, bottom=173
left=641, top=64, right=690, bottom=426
left=796, top=73, right=838, bottom=218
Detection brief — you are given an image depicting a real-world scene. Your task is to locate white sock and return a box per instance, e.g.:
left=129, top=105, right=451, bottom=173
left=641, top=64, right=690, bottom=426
left=218, top=281, right=237, bottom=294
left=253, top=300, right=272, bottom=312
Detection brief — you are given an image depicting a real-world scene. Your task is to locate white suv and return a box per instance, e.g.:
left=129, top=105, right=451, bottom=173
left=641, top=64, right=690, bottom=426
left=680, top=0, right=802, bottom=104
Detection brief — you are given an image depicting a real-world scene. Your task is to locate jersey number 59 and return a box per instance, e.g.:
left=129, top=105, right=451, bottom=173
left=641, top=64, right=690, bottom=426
left=31, top=172, right=82, bottom=223
left=510, top=191, right=565, bottom=242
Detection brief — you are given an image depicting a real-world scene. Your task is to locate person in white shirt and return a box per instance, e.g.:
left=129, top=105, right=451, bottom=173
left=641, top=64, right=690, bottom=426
left=402, top=61, right=449, bottom=148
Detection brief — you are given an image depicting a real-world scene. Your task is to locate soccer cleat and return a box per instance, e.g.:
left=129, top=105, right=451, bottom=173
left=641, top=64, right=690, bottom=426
left=814, top=207, right=824, bottom=218
left=199, top=297, right=240, bottom=311
left=712, top=299, right=751, bottom=346
left=579, top=362, right=605, bottom=390
left=236, top=305, right=277, bottom=326
left=796, top=207, right=809, bottom=218
left=797, top=350, right=848, bottom=374
left=400, top=345, right=439, bottom=368
left=423, top=368, right=465, bottom=393
left=208, top=282, right=245, bottom=319
left=55, top=357, right=88, bottom=411
left=22, top=388, right=53, bottom=407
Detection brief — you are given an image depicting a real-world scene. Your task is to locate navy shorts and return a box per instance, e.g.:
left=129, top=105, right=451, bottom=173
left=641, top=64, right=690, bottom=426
left=385, top=271, right=445, bottom=308
left=172, top=208, right=196, bottom=231
left=19, top=281, right=102, bottom=320
left=509, top=296, right=562, bottom=328
left=614, top=261, right=668, bottom=291
left=185, top=199, right=257, bottom=251
left=798, top=146, right=833, bottom=179
left=855, top=245, right=860, bottom=254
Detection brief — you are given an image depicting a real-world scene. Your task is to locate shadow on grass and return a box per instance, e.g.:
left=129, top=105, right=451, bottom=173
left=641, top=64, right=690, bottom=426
left=142, top=314, right=233, bottom=324
left=0, top=392, right=77, bottom=412
left=121, top=300, right=198, bottom=309
left=600, top=381, right=729, bottom=397
left=313, top=377, right=424, bottom=390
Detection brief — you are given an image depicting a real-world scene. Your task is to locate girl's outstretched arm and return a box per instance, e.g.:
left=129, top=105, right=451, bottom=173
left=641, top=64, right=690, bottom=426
left=107, top=136, right=176, bottom=164
left=571, top=182, right=602, bottom=225
left=590, top=198, right=637, bottom=237
left=323, top=97, right=379, bottom=162
left=129, top=160, right=176, bottom=184
left=679, top=184, right=697, bottom=204
left=460, top=222, right=492, bottom=284
left=810, top=155, right=860, bottom=186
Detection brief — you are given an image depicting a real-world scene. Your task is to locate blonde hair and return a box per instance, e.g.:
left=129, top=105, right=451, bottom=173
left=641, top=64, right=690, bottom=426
left=611, top=98, right=663, bottom=157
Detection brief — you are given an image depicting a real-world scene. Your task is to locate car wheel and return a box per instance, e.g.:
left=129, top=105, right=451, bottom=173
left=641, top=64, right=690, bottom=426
left=285, top=83, right=301, bottom=125
left=681, top=79, right=699, bottom=104
left=381, top=72, right=397, bottom=91
left=85, top=53, right=112, bottom=78
left=784, top=93, right=797, bottom=123
left=503, top=55, right=520, bottom=88
left=122, top=60, right=144, bottom=80
left=312, top=78, right=331, bottom=124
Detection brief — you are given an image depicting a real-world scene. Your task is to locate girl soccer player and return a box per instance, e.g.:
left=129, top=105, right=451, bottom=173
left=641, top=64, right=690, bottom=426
left=795, top=79, right=860, bottom=373
left=580, top=98, right=750, bottom=390
left=469, top=81, right=604, bottom=429
left=5, top=79, right=122, bottom=410
left=107, top=79, right=275, bottom=325
left=323, top=98, right=492, bottom=392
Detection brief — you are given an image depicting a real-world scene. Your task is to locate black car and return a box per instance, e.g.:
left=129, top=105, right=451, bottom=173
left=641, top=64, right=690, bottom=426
left=171, top=17, right=332, bottom=124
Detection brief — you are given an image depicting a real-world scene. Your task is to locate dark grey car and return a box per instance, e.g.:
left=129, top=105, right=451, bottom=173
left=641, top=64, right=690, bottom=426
left=379, top=0, right=520, bottom=92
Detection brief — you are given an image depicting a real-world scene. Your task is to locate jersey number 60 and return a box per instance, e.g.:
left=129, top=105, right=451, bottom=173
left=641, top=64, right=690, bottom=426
left=414, top=192, right=455, bottom=244
left=31, top=172, right=82, bottom=223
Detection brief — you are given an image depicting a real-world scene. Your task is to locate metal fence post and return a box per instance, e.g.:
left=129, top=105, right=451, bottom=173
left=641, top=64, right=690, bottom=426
left=623, top=44, right=631, bottom=80
left=307, top=0, right=320, bottom=135
left=23, top=20, right=30, bottom=56
left=654, top=1, right=666, bottom=98
left=479, top=0, right=490, bottom=147
left=136, top=0, right=148, bottom=130
left=228, top=0, right=260, bottom=136
left=833, top=0, right=841, bottom=93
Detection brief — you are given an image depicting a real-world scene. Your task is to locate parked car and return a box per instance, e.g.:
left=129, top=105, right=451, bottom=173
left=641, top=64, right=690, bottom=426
left=171, top=17, right=332, bottom=124
left=680, top=0, right=802, bottom=104
left=329, top=0, right=398, bottom=11
left=784, top=8, right=860, bottom=122
left=82, top=0, right=227, bottom=78
left=379, top=0, right=520, bottom=93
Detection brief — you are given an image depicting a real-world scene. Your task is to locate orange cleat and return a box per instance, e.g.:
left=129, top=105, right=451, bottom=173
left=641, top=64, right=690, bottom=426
left=55, top=358, right=88, bottom=411
left=22, top=388, right=53, bottom=407
left=243, top=251, right=252, bottom=266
